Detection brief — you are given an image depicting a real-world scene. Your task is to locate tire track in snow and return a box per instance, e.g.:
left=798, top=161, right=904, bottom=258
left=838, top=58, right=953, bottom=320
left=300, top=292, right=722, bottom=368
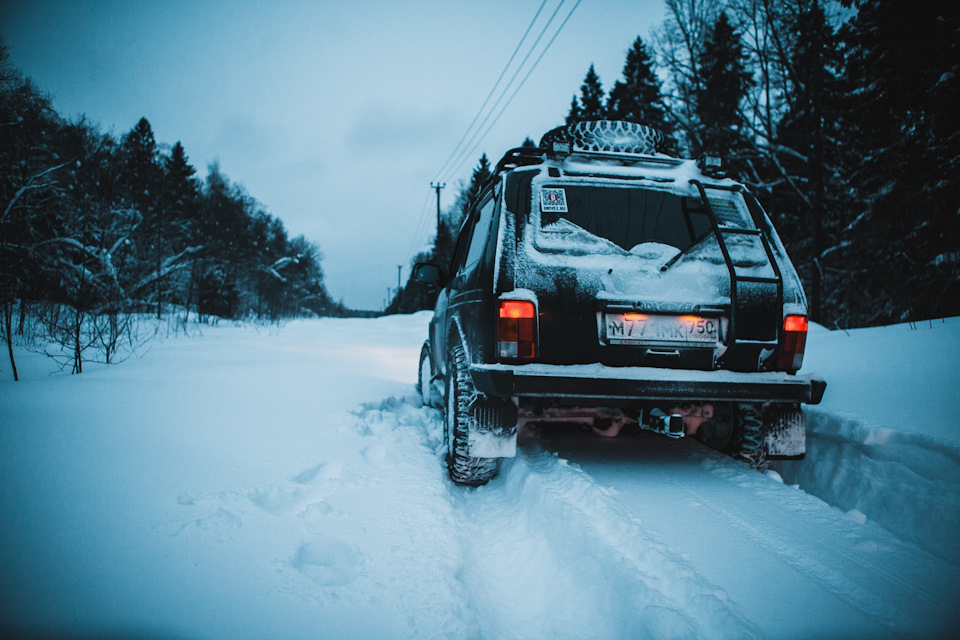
left=693, top=455, right=937, bottom=639
left=161, top=395, right=483, bottom=640
left=426, top=422, right=761, bottom=640
left=550, top=428, right=959, bottom=639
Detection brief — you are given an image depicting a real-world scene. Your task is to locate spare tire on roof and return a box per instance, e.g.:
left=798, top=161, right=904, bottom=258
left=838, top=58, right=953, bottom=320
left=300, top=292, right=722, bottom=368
left=540, top=120, right=664, bottom=155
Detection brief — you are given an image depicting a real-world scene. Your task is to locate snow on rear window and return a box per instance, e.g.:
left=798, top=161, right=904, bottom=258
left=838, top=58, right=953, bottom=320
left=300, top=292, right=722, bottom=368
left=536, top=184, right=713, bottom=255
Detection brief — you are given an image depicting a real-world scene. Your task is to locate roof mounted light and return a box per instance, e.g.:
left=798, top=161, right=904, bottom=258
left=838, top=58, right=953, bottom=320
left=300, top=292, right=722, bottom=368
left=550, top=141, right=571, bottom=158
left=697, top=153, right=726, bottom=178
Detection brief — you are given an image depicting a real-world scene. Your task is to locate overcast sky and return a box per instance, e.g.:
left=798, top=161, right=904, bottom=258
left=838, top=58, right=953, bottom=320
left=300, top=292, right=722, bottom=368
left=2, top=0, right=666, bottom=310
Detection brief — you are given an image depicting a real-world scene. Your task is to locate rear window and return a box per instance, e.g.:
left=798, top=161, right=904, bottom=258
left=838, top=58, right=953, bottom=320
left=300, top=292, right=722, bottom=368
left=540, top=184, right=722, bottom=254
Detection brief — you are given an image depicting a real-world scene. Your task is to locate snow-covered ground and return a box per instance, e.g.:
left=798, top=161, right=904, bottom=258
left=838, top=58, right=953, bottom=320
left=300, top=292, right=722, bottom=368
left=1, top=313, right=958, bottom=639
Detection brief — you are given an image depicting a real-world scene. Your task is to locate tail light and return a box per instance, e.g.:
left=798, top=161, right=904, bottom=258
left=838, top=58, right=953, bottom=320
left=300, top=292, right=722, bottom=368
left=498, top=300, right=536, bottom=360
left=777, top=314, right=808, bottom=372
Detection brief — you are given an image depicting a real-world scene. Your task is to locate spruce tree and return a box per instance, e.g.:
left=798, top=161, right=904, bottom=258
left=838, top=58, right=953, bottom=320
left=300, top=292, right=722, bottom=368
left=695, top=12, right=752, bottom=157
left=565, top=95, right=582, bottom=125
left=606, top=36, right=673, bottom=150
left=770, top=1, right=847, bottom=324
left=161, top=141, right=201, bottom=315
left=121, top=117, right=162, bottom=216
left=121, top=117, right=167, bottom=316
left=566, top=65, right=606, bottom=124
left=835, top=0, right=960, bottom=323
left=461, top=153, right=492, bottom=218
left=579, top=64, right=605, bottom=120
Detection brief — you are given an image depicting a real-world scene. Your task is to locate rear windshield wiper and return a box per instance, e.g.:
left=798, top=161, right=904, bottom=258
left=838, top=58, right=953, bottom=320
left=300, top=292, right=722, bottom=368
left=659, top=231, right=712, bottom=272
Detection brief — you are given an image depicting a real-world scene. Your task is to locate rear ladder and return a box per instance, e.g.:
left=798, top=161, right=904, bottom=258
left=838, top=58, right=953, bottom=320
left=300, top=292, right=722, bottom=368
left=689, top=180, right=783, bottom=350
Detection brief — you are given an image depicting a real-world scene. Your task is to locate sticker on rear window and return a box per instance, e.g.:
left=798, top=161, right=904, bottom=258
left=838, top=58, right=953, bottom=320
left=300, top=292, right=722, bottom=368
left=540, top=188, right=568, bottom=213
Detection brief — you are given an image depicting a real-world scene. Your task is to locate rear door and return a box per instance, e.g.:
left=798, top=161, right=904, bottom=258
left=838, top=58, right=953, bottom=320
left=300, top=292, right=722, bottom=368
left=434, top=186, right=499, bottom=371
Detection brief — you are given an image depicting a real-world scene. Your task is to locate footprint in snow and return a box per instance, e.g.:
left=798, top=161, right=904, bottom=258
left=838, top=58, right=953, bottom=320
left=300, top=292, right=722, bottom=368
left=292, top=536, right=362, bottom=587
left=170, top=508, right=242, bottom=543
left=294, top=460, right=344, bottom=484
left=248, top=460, right=343, bottom=516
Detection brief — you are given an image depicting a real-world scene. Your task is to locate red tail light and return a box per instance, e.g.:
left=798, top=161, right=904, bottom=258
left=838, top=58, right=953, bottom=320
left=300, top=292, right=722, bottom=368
left=498, top=300, right=536, bottom=360
left=777, top=314, right=808, bottom=372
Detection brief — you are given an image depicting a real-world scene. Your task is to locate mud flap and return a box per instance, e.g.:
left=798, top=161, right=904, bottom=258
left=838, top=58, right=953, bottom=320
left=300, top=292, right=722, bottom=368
left=764, top=404, right=806, bottom=458
left=467, top=395, right=519, bottom=458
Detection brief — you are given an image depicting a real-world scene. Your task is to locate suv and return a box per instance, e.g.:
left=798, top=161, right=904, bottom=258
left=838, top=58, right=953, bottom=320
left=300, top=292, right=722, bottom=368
left=415, top=121, right=825, bottom=485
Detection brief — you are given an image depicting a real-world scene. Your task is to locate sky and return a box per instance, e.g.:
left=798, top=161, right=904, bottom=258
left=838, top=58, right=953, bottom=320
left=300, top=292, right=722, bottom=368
left=1, top=0, right=667, bottom=310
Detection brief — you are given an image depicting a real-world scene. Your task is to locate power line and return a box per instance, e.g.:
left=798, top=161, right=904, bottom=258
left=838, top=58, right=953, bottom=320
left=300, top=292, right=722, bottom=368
left=438, top=0, right=570, bottom=185
left=450, top=0, right=584, bottom=179
left=410, top=0, right=585, bottom=264
left=410, top=3, right=553, bottom=265
left=432, top=0, right=551, bottom=184
left=405, top=187, right=437, bottom=261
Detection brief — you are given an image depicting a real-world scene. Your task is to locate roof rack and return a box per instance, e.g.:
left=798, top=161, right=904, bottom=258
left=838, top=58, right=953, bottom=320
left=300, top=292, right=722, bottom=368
left=561, top=150, right=683, bottom=167
left=495, top=147, right=544, bottom=174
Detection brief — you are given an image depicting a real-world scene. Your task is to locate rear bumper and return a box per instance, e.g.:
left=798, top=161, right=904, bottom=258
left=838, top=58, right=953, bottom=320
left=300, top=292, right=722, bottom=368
left=471, top=362, right=826, bottom=406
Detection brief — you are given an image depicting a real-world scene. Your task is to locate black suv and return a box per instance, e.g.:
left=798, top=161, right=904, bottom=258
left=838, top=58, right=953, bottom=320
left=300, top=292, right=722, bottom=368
left=416, top=121, right=825, bottom=485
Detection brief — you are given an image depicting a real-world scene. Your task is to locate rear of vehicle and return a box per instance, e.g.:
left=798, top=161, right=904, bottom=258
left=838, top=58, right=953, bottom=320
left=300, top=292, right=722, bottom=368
left=418, top=121, right=824, bottom=485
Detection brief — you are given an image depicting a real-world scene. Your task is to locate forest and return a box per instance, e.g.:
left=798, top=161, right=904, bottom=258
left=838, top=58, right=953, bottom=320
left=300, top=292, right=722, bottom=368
left=390, top=0, right=959, bottom=331
left=1, top=42, right=350, bottom=378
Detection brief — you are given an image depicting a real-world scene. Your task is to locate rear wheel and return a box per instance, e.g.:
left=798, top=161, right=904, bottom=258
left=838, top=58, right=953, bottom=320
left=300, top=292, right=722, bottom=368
left=445, top=344, right=500, bottom=486
left=724, top=403, right=768, bottom=471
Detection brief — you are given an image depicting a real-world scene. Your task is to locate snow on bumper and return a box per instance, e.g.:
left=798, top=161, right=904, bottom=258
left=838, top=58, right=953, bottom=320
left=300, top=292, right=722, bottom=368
left=471, top=363, right=826, bottom=406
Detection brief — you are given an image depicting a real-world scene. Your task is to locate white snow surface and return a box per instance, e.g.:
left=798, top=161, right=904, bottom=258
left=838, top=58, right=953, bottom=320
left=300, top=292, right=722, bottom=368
left=2, top=313, right=958, bottom=639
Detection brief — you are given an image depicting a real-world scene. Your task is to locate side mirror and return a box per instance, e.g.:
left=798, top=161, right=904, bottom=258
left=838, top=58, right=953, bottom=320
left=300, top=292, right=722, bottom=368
left=413, top=262, right=442, bottom=286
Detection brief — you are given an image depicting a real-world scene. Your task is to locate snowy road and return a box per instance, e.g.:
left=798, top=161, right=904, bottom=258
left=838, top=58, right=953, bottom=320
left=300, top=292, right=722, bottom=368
left=2, top=313, right=958, bottom=639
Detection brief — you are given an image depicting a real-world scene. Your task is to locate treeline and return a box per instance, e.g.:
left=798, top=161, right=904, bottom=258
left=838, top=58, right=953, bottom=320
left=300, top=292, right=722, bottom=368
left=393, top=0, right=959, bottom=328
left=1, top=42, right=345, bottom=379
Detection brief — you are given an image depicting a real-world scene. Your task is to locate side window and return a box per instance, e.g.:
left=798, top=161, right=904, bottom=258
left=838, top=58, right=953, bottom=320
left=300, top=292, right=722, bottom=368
left=449, top=215, right=474, bottom=276
left=460, top=195, right=497, bottom=276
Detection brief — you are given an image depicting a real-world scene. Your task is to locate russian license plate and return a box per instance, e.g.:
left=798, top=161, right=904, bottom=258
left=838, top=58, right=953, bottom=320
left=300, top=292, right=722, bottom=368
left=604, top=313, right=719, bottom=346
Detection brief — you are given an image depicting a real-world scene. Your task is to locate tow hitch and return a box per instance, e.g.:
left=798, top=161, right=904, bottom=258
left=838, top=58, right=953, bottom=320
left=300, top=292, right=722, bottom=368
left=641, top=408, right=686, bottom=439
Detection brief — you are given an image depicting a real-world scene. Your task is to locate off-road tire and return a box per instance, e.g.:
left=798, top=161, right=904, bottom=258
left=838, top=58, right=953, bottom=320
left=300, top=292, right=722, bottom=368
left=539, top=120, right=664, bottom=155
left=445, top=344, right=500, bottom=486
left=723, top=403, right=769, bottom=471
left=418, top=341, right=440, bottom=408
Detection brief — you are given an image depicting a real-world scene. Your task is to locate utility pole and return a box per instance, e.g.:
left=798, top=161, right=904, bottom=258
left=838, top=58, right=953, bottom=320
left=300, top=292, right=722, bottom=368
left=397, top=265, right=402, bottom=291
left=430, top=182, right=445, bottom=237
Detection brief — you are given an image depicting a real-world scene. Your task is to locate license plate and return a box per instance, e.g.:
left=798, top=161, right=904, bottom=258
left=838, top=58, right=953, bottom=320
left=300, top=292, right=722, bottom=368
left=604, top=313, right=719, bottom=346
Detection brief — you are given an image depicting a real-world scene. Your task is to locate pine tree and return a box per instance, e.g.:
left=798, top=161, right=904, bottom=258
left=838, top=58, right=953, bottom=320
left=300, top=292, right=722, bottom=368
left=121, top=117, right=161, bottom=216
left=834, top=0, right=960, bottom=324
left=695, top=12, right=752, bottom=157
left=580, top=64, right=605, bottom=120
left=607, top=36, right=674, bottom=150
left=567, top=64, right=606, bottom=124
left=565, top=95, right=582, bottom=125
left=461, top=153, right=492, bottom=218
left=769, top=0, right=848, bottom=323
left=159, top=141, right=201, bottom=315
left=120, top=117, right=168, bottom=316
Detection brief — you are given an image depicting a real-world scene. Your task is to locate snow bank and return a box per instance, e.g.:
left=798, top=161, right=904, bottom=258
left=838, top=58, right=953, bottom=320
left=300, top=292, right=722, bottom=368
left=775, top=317, right=960, bottom=564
